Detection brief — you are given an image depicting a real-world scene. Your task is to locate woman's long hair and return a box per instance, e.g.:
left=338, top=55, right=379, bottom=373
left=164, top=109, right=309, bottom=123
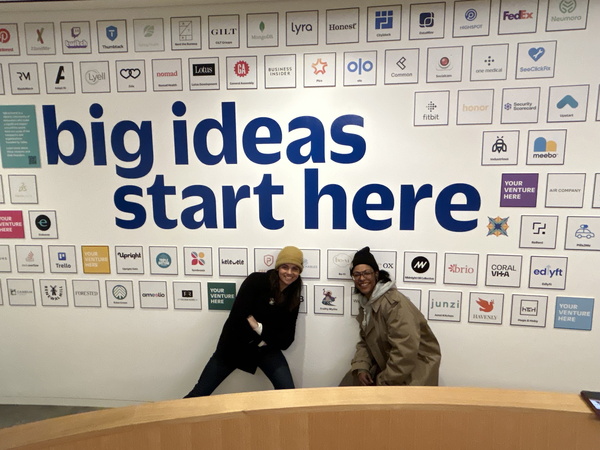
left=268, top=269, right=303, bottom=311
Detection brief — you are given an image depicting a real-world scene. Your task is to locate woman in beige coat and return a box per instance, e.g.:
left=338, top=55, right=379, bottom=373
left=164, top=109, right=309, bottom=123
left=340, top=247, right=441, bottom=386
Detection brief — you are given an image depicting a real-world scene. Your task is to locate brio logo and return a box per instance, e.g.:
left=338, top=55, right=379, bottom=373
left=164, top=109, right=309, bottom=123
left=448, top=264, right=474, bottom=274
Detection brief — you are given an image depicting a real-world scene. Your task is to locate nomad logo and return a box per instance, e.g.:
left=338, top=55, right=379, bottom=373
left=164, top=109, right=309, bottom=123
left=503, top=10, right=534, bottom=20
left=120, top=68, right=141, bottom=79
left=0, top=28, right=10, bottom=43
left=35, top=214, right=51, bottom=231
left=193, top=63, right=215, bottom=76
left=419, top=12, right=434, bottom=27
left=375, top=10, right=394, bottom=29
left=156, top=252, right=172, bottom=268
left=44, top=284, right=64, bottom=301
left=112, top=285, right=127, bottom=300
left=312, top=58, right=327, bottom=75
left=234, top=60, right=250, bottom=77
left=411, top=256, right=430, bottom=273
left=85, top=69, right=106, bottom=85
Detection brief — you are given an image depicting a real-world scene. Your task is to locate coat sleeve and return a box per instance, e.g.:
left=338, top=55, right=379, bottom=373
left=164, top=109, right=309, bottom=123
left=261, top=305, right=300, bottom=350
left=226, top=274, right=263, bottom=346
left=376, top=300, right=420, bottom=386
left=350, top=310, right=373, bottom=373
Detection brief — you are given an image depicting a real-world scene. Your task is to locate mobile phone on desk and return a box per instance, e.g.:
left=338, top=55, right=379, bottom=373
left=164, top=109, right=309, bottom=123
left=580, top=390, right=600, bottom=418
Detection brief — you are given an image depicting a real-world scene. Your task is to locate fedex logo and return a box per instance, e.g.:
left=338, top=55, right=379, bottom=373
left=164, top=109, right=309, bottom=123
left=503, top=10, right=534, bottom=20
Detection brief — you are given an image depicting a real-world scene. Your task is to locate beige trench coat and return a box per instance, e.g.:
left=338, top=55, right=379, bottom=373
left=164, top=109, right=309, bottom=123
left=346, top=287, right=441, bottom=386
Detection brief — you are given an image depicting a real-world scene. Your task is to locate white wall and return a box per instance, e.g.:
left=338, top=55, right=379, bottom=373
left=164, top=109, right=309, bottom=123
left=0, top=0, right=599, bottom=407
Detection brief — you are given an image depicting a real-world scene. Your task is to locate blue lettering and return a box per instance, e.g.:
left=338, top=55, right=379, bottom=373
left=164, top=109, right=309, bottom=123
left=435, top=183, right=480, bottom=232
left=181, top=185, right=217, bottom=229
left=304, top=168, right=347, bottom=229
left=287, top=117, right=325, bottom=164
left=114, top=185, right=146, bottom=229
left=242, top=117, right=282, bottom=164
left=330, top=115, right=366, bottom=164
left=352, top=184, right=394, bottom=230
left=192, top=102, right=237, bottom=165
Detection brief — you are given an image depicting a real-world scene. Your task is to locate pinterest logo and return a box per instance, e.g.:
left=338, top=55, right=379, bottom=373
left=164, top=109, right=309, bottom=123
left=0, top=28, right=11, bottom=44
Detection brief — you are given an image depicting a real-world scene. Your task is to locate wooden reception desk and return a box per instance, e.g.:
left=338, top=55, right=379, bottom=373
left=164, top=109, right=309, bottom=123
left=0, top=387, right=598, bottom=449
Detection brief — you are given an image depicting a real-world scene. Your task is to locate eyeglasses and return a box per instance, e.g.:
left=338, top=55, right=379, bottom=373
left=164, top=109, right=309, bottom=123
left=352, top=270, right=375, bottom=280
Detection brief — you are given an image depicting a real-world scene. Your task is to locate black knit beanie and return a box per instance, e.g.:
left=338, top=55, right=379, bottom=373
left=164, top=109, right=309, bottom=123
left=350, top=247, right=379, bottom=275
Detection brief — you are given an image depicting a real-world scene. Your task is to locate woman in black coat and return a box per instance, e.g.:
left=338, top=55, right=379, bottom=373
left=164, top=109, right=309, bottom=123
left=184, top=246, right=303, bottom=397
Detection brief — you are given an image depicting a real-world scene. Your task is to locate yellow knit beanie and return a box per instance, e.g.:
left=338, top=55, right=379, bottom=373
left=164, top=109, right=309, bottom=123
left=275, top=246, right=304, bottom=272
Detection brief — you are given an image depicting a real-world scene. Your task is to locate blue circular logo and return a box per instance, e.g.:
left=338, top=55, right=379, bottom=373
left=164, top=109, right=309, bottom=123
left=156, top=252, right=172, bottom=268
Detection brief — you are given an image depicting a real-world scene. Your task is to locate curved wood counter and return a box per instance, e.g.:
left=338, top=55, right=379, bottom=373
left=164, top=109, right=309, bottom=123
left=0, top=387, right=598, bottom=449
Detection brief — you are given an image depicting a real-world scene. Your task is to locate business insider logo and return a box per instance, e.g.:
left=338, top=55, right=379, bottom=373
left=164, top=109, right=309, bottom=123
left=193, top=63, right=215, bottom=76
